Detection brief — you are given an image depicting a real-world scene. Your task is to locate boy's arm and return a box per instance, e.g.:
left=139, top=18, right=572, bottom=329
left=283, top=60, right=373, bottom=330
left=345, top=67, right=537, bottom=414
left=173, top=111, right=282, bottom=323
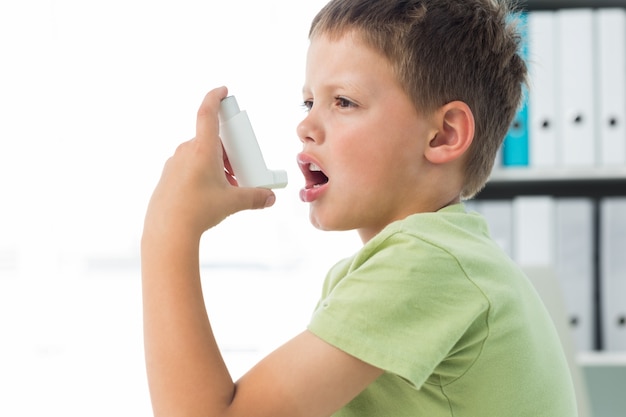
left=141, top=87, right=382, bottom=417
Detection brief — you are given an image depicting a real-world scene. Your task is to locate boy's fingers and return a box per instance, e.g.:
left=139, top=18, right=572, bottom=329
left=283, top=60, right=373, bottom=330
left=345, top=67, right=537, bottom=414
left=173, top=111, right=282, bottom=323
left=196, top=86, right=228, bottom=145
left=193, top=87, right=278, bottom=213
left=233, top=187, right=277, bottom=211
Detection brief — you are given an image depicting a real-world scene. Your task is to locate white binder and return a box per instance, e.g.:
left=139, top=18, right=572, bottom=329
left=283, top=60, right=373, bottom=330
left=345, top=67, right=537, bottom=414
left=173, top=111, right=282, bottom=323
left=555, top=198, right=595, bottom=352
left=595, top=8, right=626, bottom=167
left=556, top=9, right=596, bottom=167
left=600, top=198, right=626, bottom=351
left=512, top=196, right=555, bottom=267
left=469, top=200, right=513, bottom=257
left=528, top=11, right=558, bottom=168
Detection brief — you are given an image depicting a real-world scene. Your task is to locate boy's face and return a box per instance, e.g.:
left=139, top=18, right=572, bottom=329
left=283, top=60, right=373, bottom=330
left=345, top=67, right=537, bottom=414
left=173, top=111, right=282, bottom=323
left=297, top=31, right=439, bottom=243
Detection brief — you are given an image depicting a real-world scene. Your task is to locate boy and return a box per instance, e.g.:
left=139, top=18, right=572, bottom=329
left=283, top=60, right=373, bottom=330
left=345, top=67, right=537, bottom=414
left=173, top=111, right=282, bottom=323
left=141, top=0, right=578, bottom=416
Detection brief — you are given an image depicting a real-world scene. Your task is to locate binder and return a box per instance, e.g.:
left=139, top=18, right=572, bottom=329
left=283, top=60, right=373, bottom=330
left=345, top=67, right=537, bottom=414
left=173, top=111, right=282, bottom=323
left=595, top=8, right=626, bottom=167
left=556, top=9, right=596, bottom=167
left=493, top=147, right=503, bottom=171
left=512, top=196, right=555, bottom=267
left=555, top=198, right=595, bottom=352
left=468, top=200, right=513, bottom=256
left=528, top=11, right=558, bottom=168
left=599, top=198, right=626, bottom=351
left=502, top=12, right=529, bottom=167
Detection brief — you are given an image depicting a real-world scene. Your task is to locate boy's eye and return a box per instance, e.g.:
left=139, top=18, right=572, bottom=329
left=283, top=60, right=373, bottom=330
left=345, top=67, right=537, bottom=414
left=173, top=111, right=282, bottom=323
left=335, top=96, right=356, bottom=108
left=301, top=97, right=356, bottom=112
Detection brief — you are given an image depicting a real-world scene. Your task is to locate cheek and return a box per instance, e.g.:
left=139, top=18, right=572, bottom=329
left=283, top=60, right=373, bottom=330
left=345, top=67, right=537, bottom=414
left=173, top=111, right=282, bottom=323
left=337, top=145, right=379, bottom=183
left=333, top=122, right=423, bottom=188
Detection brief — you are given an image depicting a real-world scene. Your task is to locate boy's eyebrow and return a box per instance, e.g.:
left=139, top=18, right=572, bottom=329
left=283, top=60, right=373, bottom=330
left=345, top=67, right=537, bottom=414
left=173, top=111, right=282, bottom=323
left=301, top=80, right=372, bottom=98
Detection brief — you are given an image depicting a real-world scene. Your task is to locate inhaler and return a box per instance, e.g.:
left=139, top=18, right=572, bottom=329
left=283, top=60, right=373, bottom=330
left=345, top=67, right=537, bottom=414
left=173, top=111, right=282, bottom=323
left=218, top=96, right=288, bottom=189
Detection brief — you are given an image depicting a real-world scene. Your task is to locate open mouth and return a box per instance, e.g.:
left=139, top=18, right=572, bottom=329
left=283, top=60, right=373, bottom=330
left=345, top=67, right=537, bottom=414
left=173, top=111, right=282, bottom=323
left=306, top=163, right=329, bottom=188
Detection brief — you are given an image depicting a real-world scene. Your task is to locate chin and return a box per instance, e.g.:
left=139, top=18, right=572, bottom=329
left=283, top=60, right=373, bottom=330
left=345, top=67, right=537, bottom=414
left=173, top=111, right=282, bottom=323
left=308, top=210, right=354, bottom=233
left=309, top=214, right=330, bottom=231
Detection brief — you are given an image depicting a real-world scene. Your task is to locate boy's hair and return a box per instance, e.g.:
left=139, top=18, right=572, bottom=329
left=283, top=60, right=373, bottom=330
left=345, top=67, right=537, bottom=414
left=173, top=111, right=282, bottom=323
left=310, top=0, right=527, bottom=199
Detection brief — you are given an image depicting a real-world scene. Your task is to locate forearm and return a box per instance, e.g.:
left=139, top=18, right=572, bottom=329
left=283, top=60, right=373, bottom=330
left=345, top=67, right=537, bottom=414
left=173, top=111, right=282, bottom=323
left=141, top=228, right=234, bottom=416
left=140, top=88, right=278, bottom=416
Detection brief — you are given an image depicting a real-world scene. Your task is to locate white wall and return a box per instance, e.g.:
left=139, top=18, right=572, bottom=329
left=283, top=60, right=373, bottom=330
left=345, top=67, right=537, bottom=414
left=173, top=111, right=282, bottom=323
left=0, top=1, right=362, bottom=415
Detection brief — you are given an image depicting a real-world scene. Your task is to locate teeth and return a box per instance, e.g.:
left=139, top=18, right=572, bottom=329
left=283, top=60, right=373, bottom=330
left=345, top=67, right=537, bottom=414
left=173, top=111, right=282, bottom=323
left=309, top=163, right=322, bottom=172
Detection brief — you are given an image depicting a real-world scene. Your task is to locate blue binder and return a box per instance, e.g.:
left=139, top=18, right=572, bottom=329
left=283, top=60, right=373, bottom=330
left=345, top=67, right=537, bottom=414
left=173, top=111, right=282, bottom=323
left=502, top=12, right=529, bottom=167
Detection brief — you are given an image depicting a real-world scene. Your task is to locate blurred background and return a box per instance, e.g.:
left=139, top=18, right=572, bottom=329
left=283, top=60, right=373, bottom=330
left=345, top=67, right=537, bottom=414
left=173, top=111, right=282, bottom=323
left=0, top=1, right=364, bottom=415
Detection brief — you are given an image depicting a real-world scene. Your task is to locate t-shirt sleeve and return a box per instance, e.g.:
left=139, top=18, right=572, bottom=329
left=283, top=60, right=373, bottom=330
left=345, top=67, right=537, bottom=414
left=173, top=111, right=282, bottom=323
left=307, top=230, right=490, bottom=389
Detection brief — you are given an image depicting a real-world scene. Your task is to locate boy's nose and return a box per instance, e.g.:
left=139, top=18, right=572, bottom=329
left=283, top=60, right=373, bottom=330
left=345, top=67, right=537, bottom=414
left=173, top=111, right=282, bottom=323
left=297, top=114, right=322, bottom=145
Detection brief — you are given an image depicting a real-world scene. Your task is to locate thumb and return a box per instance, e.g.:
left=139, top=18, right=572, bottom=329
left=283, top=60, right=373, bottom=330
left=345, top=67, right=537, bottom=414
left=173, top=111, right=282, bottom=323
left=231, top=187, right=276, bottom=212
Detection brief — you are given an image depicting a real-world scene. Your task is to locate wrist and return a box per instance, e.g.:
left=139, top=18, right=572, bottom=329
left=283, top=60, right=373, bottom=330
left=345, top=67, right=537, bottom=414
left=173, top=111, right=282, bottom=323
left=142, top=213, right=203, bottom=254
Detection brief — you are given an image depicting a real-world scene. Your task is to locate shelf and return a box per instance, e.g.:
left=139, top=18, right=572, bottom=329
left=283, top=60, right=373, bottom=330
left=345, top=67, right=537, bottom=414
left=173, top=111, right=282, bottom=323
left=578, top=351, right=626, bottom=367
left=475, top=167, right=626, bottom=199
left=524, top=0, right=626, bottom=10
left=490, top=167, right=626, bottom=182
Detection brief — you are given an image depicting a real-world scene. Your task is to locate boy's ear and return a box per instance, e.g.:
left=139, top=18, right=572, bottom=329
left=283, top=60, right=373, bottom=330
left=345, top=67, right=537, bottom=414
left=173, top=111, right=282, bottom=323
left=424, top=101, right=475, bottom=165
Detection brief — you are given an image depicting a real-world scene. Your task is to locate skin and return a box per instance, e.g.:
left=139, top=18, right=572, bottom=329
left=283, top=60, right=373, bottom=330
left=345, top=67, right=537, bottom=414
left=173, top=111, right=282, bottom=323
left=297, top=31, right=473, bottom=243
left=141, top=31, right=474, bottom=417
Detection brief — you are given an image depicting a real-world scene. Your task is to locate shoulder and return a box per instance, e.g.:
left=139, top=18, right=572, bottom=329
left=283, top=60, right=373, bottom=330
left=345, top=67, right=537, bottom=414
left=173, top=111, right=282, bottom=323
left=318, top=205, right=495, bottom=319
left=349, top=204, right=492, bottom=277
left=308, top=207, right=495, bottom=389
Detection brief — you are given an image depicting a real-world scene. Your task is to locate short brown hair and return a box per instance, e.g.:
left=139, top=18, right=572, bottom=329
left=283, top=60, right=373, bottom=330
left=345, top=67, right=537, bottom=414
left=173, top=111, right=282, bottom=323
left=310, top=0, right=527, bottom=198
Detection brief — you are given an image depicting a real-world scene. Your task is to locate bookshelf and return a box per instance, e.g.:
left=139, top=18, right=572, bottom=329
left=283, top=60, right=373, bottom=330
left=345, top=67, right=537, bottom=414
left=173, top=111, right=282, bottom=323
left=472, top=3, right=626, bottom=416
left=478, top=168, right=626, bottom=199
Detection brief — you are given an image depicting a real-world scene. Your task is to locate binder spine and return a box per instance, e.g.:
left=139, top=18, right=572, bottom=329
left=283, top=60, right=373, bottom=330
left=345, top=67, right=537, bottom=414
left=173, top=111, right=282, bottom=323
left=503, top=12, right=530, bottom=167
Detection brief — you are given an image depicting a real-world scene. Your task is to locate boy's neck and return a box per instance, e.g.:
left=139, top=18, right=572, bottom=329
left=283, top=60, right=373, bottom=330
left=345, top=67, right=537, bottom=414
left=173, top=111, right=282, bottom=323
left=357, top=194, right=462, bottom=244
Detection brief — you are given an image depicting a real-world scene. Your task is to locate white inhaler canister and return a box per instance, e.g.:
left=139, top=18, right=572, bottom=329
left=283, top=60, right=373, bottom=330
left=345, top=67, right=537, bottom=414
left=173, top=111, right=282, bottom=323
left=218, top=96, right=288, bottom=189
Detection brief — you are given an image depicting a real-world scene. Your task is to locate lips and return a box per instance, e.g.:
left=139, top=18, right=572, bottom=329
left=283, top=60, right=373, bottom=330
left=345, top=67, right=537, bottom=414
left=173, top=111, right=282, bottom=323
left=297, top=153, right=329, bottom=202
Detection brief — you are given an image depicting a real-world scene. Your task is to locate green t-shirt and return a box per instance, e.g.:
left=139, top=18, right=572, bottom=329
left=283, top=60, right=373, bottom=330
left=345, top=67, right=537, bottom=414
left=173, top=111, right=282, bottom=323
left=308, top=203, right=577, bottom=416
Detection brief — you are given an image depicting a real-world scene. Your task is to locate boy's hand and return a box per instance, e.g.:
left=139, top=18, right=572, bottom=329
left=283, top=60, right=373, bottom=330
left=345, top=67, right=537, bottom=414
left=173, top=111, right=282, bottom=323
left=143, top=86, right=276, bottom=239
left=141, top=87, right=382, bottom=417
